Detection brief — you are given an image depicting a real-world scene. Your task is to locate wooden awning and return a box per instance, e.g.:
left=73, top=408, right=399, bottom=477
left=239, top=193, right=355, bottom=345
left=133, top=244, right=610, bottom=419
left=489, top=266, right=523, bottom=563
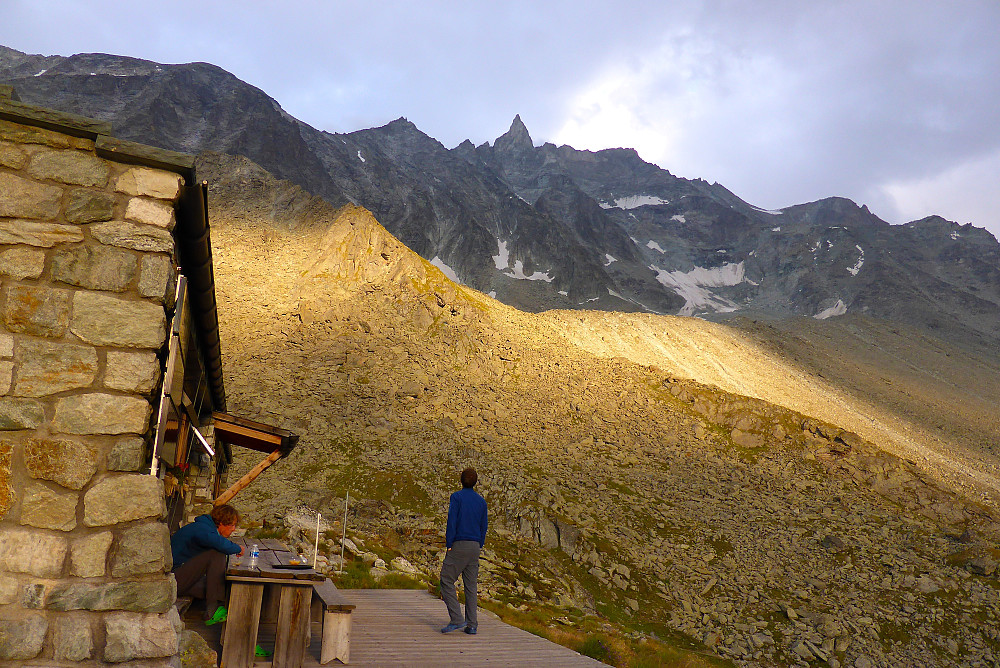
left=211, top=411, right=299, bottom=507
left=212, top=411, right=299, bottom=455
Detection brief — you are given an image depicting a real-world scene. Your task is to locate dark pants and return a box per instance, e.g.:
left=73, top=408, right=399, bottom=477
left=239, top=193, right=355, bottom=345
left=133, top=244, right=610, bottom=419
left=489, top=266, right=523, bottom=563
left=440, top=540, right=480, bottom=628
left=173, top=549, right=228, bottom=619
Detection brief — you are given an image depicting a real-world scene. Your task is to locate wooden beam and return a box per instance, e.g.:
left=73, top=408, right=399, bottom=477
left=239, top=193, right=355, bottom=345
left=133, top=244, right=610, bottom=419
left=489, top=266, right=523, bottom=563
left=214, top=448, right=283, bottom=506
left=215, top=421, right=285, bottom=445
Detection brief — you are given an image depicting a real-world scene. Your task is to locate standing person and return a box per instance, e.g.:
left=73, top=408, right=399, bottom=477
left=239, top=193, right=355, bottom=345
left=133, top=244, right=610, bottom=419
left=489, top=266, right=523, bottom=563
left=440, top=467, right=488, bottom=635
left=170, top=504, right=243, bottom=625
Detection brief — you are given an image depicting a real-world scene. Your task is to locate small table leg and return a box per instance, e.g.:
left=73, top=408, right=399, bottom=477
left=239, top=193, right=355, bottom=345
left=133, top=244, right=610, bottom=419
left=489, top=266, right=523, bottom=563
left=273, top=585, right=311, bottom=667
left=221, top=582, right=264, bottom=668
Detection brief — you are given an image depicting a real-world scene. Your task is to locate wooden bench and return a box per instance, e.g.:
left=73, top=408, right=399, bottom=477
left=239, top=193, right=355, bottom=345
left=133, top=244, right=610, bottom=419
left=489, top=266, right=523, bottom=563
left=311, top=579, right=355, bottom=664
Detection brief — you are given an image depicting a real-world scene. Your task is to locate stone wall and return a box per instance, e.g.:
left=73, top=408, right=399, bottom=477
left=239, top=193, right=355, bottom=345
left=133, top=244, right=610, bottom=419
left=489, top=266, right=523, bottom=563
left=0, top=115, right=183, bottom=665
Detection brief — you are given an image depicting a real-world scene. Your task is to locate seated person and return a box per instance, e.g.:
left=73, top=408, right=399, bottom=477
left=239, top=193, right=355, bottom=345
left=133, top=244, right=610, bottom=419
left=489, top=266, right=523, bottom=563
left=170, top=503, right=243, bottom=625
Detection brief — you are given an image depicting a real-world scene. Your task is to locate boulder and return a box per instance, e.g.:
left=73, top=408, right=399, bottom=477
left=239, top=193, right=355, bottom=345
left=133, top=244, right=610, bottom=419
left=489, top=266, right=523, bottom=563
left=103, top=610, right=180, bottom=662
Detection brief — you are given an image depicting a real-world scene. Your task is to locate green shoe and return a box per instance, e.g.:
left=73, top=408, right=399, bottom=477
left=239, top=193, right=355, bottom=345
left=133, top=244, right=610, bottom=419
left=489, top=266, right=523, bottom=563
left=205, top=605, right=228, bottom=626
left=255, top=645, right=271, bottom=658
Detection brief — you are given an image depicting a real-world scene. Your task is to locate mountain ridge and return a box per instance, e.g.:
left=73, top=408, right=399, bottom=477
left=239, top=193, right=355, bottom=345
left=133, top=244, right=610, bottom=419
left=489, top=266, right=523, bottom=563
left=3, top=44, right=998, bottom=350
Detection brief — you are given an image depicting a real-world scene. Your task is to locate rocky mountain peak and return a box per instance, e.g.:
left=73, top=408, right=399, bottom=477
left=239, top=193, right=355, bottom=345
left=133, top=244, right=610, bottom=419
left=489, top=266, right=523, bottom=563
left=494, top=114, right=534, bottom=154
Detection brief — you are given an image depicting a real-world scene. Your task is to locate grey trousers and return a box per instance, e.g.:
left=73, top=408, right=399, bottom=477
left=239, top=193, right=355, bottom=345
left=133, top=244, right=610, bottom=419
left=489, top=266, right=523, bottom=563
left=439, top=540, right=480, bottom=627
left=173, top=549, right=227, bottom=619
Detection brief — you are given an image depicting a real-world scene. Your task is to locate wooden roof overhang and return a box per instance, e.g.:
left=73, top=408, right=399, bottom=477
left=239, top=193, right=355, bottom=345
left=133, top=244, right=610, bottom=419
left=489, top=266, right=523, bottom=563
left=212, top=411, right=300, bottom=506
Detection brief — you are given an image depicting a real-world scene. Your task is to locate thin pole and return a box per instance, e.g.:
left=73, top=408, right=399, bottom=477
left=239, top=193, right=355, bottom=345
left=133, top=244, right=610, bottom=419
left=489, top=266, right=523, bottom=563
left=339, top=492, right=349, bottom=573
left=313, top=512, right=321, bottom=566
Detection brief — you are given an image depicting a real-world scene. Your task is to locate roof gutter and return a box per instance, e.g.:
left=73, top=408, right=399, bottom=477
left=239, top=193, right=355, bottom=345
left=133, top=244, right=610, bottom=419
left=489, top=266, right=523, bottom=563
left=176, top=181, right=226, bottom=413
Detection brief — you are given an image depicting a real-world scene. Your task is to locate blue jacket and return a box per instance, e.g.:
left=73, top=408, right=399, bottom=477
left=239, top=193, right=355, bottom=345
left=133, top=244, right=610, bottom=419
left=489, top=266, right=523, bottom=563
left=170, top=514, right=241, bottom=568
left=446, top=487, right=488, bottom=548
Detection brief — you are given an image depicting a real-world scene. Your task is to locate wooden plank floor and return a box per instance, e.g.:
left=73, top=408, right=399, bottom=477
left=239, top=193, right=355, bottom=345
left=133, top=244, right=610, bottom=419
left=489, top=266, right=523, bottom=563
left=187, top=589, right=606, bottom=667
left=339, top=589, right=607, bottom=667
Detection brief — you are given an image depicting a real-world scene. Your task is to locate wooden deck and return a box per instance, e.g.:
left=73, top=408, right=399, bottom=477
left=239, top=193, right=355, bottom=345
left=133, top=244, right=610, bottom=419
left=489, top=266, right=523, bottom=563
left=188, top=589, right=606, bottom=666
left=340, top=589, right=606, bottom=667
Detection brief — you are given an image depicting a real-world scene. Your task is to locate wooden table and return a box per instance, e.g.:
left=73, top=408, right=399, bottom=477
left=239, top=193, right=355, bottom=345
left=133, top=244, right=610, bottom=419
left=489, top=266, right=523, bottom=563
left=222, top=538, right=324, bottom=668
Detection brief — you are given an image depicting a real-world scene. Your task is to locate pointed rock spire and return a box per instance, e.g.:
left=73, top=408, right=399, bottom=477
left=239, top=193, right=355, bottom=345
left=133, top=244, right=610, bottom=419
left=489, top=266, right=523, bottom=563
left=495, top=114, right=534, bottom=153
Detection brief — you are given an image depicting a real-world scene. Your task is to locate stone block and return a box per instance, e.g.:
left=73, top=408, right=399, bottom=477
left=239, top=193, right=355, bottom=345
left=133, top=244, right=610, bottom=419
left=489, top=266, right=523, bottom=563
left=3, top=284, right=71, bottom=337
left=0, top=247, right=46, bottom=279
left=0, top=397, right=46, bottom=430
left=0, top=172, right=63, bottom=220
left=0, top=361, right=11, bottom=395
left=83, top=474, right=165, bottom=526
left=139, top=253, right=175, bottom=303
left=24, top=436, right=99, bottom=489
left=105, top=350, right=160, bottom=393
left=0, top=334, right=12, bottom=358
left=104, top=610, right=179, bottom=662
left=54, top=613, right=93, bottom=661
left=0, top=575, right=16, bottom=604
left=27, top=146, right=110, bottom=187
left=0, top=118, right=90, bottom=149
left=179, top=629, right=218, bottom=667
left=70, top=530, right=113, bottom=578
left=112, top=521, right=171, bottom=577
left=108, top=435, right=147, bottom=472
left=52, top=393, right=151, bottom=435
left=52, top=244, right=137, bottom=291
left=126, top=196, right=175, bottom=230
left=91, top=221, right=174, bottom=253
left=0, top=526, right=68, bottom=577
left=0, top=439, right=11, bottom=519
left=0, top=613, right=47, bottom=660
left=21, top=582, right=49, bottom=609
left=46, top=577, right=175, bottom=613
left=14, top=339, right=99, bottom=397
left=0, top=219, right=85, bottom=247
left=20, top=481, right=78, bottom=531
left=65, top=187, right=116, bottom=223
left=0, top=142, right=27, bottom=169
left=115, top=166, right=183, bottom=200
left=70, top=290, right=166, bottom=349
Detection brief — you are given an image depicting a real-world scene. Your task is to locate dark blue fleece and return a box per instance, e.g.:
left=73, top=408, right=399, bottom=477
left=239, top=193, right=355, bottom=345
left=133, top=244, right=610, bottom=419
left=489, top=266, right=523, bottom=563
left=445, top=487, right=488, bottom=548
left=170, top=514, right=241, bottom=568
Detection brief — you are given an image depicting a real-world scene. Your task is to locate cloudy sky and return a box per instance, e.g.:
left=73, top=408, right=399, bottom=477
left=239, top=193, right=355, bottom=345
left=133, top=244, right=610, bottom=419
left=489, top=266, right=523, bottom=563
left=7, top=0, right=1000, bottom=239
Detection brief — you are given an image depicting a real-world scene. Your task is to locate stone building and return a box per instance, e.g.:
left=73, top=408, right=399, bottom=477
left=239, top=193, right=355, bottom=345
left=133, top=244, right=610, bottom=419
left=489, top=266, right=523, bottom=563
left=0, top=86, right=295, bottom=664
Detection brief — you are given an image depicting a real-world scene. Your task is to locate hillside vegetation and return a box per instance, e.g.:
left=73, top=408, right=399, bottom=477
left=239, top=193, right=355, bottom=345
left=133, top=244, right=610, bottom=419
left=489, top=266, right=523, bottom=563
left=201, top=154, right=1000, bottom=667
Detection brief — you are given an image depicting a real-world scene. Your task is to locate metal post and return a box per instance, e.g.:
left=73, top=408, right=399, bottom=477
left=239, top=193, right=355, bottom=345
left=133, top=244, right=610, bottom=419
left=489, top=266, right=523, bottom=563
left=339, top=492, right=349, bottom=573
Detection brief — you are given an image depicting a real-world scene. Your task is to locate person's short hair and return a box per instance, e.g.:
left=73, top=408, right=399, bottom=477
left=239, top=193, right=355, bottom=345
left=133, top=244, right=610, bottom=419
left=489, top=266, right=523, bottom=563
left=211, top=504, right=240, bottom=527
left=460, top=467, right=478, bottom=488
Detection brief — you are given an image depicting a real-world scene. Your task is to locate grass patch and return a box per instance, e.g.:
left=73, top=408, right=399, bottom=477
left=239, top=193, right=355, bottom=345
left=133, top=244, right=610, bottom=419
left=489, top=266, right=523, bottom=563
left=329, top=559, right=426, bottom=590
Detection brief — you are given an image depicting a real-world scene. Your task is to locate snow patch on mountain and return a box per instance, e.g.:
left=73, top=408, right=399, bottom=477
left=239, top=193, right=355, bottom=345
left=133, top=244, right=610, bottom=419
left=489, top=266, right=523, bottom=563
left=493, top=239, right=511, bottom=270
left=647, top=240, right=666, bottom=254
left=599, top=195, right=670, bottom=210
left=492, top=239, right=554, bottom=282
left=604, top=254, right=617, bottom=266
left=672, top=215, right=686, bottom=223
left=431, top=256, right=462, bottom=284
left=649, top=262, right=746, bottom=316
left=847, top=245, right=865, bottom=276
left=815, top=300, right=848, bottom=319
left=357, top=151, right=366, bottom=163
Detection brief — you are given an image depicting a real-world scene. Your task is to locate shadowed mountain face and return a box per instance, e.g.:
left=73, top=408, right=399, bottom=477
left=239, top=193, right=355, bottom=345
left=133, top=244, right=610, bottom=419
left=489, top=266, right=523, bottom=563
left=3, top=44, right=998, bottom=348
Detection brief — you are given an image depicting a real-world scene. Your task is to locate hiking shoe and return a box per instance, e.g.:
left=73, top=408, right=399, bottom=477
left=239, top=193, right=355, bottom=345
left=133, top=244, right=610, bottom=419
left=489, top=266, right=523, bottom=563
left=255, top=645, right=271, bottom=658
left=205, top=606, right=228, bottom=626
left=465, top=626, right=477, bottom=635
left=441, top=622, right=466, bottom=633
